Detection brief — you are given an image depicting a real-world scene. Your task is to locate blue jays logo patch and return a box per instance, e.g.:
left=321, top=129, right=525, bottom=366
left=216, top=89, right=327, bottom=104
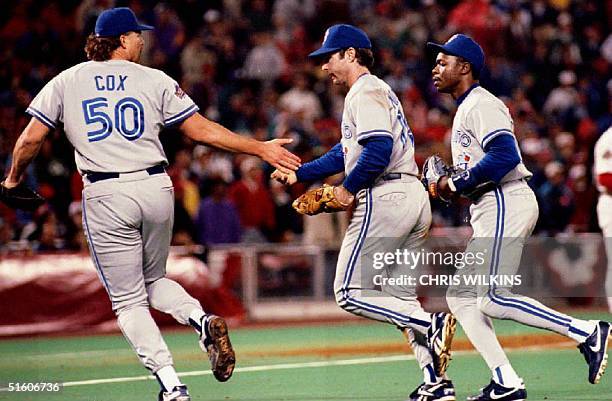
left=459, top=133, right=471, bottom=147
left=343, top=125, right=352, bottom=139
left=174, top=84, right=186, bottom=99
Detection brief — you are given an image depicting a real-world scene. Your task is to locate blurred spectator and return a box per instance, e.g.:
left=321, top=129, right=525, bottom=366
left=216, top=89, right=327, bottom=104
left=537, top=161, right=575, bottom=234
left=567, top=164, right=597, bottom=232
left=543, top=70, right=579, bottom=124
left=195, top=179, right=241, bottom=246
left=168, top=150, right=197, bottom=245
left=242, top=30, right=287, bottom=81
left=168, top=148, right=200, bottom=218
left=228, top=157, right=276, bottom=242
left=269, top=179, right=301, bottom=242
left=278, top=72, right=322, bottom=132
left=20, top=207, right=64, bottom=252
left=150, top=3, right=185, bottom=76
left=65, top=201, right=88, bottom=252
left=0, top=216, right=14, bottom=255
left=191, top=146, right=235, bottom=185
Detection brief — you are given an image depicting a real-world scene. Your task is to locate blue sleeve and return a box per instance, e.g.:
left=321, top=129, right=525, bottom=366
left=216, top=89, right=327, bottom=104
left=451, top=134, right=521, bottom=194
left=296, top=143, right=344, bottom=182
left=343, top=136, right=393, bottom=194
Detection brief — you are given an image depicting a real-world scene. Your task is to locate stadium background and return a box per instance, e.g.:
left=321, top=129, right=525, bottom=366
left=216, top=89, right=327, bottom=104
left=0, top=1, right=610, bottom=400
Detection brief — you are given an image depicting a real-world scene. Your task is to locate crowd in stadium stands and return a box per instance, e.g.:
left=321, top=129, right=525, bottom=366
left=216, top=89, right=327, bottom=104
left=0, top=0, right=610, bottom=254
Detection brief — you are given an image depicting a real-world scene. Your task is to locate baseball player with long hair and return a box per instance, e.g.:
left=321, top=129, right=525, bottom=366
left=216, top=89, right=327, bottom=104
left=273, top=24, right=457, bottom=401
left=1, top=8, right=300, bottom=401
left=424, top=33, right=610, bottom=401
left=594, top=126, right=612, bottom=312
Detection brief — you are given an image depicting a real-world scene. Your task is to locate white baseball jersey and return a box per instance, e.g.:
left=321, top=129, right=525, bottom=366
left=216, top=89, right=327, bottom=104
left=27, top=60, right=198, bottom=174
left=450, top=85, right=531, bottom=182
left=595, top=126, right=612, bottom=231
left=340, top=74, right=418, bottom=178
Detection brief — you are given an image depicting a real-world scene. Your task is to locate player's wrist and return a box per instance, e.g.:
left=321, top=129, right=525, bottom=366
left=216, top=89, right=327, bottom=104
left=253, top=141, right=267, bottom=159
left=437, top=176, right=455, bottom=200
left=334, top=185, right=354, bottom=206
left=2, top=176, right=20, bottom=189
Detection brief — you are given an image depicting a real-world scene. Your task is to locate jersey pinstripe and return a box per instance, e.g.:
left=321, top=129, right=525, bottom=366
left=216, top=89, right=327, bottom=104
left=27, top=60, right=198, bottom=174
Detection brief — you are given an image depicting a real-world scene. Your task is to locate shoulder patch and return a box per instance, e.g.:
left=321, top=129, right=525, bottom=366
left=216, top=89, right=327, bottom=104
left=174, top=84, right=186, bottom=99
left=460, top=133, right=472, bottom=147
left=342, top=124, right=353, bottom=139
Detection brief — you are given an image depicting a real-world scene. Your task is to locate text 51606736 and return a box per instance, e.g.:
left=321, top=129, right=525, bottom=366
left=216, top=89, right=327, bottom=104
left=5, top=382, right=62, bottom=392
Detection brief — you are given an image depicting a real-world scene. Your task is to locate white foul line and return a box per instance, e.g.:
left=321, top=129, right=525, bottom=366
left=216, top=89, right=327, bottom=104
left=0, top=342, right=574, bottom=391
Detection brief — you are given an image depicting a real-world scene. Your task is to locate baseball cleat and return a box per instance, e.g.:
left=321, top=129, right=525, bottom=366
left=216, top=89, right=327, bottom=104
left=158, top=385, right=190, bottom=401
left=427, top=312, right=457, bottom=376
left=408, top=380, right=456, bottom=401
left=578, top=320, right=611, bottom=384
left=466, top=380, right=526, bottom=401
left=200, top=315, right=236, bottom=382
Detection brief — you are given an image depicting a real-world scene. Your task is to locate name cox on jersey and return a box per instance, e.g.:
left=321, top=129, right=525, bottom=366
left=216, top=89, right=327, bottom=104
left=94, top=75, right=128, bottom=91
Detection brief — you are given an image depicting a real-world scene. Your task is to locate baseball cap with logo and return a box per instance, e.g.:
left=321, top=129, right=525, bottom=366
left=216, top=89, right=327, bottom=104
left=427, top=34, right=485, bottom=73
left=95, top=7, right=154, bottom=37
left=309, top=24, right=372, bottom=58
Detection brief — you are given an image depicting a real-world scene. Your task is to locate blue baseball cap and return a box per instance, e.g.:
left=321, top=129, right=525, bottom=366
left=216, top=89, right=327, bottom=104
left=427, top=34, right=485, bottom=73
left=309, top=24, right=371, bottom=58
left=95, top=7, right=154, bottom=37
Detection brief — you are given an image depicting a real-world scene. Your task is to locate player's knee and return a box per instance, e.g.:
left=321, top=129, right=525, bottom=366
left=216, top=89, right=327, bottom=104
left=477, top=294, right=503, bottom=318
left=334, top=287, right=349, bottom=309
left=114, top=299, right=149, bottom=317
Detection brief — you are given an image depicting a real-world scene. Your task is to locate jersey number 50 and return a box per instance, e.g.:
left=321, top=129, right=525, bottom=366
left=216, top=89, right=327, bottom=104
left=82, top=97, right=145, bottom=142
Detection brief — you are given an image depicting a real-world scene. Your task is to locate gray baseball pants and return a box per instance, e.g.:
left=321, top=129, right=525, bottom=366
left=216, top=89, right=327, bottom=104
left=82, top=171, right=201, bottom=372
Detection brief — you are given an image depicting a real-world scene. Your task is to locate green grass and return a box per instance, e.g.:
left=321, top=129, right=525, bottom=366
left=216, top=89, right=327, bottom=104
left=0, top=311, right=610, bottom=401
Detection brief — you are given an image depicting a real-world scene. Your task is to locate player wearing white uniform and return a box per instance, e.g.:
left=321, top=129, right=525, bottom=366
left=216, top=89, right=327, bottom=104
left=594, top=126, right=612, bottom=312
left=273, top=25, right=457, bottom=401
left=426, top=34, right=611, bottom=401
left=3, top=8, right=301, bottom=401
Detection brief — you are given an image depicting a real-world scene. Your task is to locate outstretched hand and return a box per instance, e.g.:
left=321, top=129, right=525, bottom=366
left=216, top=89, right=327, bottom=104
left=260, top=138, right=301, bottom=174
left=271, top=169, right=297, bottom=185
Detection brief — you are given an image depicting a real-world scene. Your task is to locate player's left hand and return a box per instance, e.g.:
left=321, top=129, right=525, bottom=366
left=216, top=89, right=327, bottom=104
left=0, top=179, right=45, bottom=211
left=260, top=138, right=301, bottom=174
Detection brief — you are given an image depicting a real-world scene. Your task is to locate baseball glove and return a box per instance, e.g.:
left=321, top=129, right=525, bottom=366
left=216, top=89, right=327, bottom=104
left=292, top=184, right=350, bottom=215
left=0, top=181, right=45, bottom=211
left=421, top=155, right=455, bottom=202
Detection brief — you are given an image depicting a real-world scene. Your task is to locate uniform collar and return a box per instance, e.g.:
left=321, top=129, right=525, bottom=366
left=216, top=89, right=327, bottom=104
left=356, top=72, right=370, bottom=82
left=456, top=83, right=480, bottom=106
left=347, top=73, right=371, bottom=98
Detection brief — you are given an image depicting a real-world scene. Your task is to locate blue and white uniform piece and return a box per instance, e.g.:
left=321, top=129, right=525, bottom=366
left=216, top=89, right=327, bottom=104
left=300, top=24, right=456, bottom=386
left=27, top=8, right=206, bottom=383
left=331, top=73, right=433, bottom=332
left=445, top=84, right=596, bottom=344
left=428, top=35, right=608, bottom=388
